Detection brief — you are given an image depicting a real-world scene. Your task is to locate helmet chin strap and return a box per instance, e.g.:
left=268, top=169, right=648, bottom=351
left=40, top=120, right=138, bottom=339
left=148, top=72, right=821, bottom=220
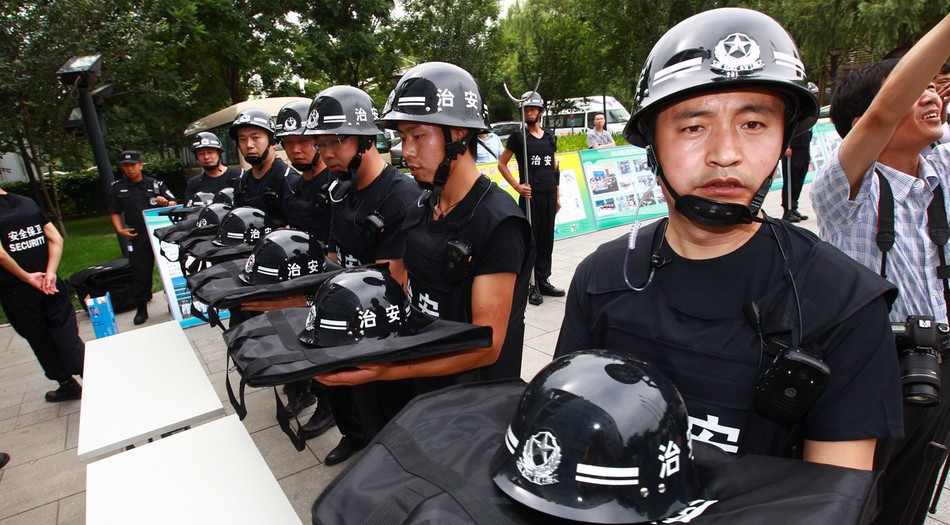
left=244, top=147, right=270, bottom=167
left=328, top=137, right=372, bottom=201
left=425, top=127, right=472, bottom=208
left=646, top=145, right=771, bottom=227
left=202, top=161, right=221, bottom=172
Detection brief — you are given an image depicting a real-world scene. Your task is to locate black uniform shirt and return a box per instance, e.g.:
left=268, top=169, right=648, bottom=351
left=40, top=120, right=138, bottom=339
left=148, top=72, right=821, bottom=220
left=556, top=220, right=903, bottom=458
left=0, top=194, right=49, bottom=287
left=235, top=157, right=292, bottom=225
left=184, top=166, right=242, bottom=202
left=405, top=177, right=531, bottom=390
left=284, top=167, right=332, bottom=244
left=330, top=165, right=421, bottom=268
left=108, top=176, right=176, bottom=232
left=505, top=129, right=559, bottom=193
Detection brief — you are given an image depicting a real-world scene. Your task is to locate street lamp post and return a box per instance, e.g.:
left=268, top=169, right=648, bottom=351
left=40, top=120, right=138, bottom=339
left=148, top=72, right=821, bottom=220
left=57, top=55, right=114, bottom=199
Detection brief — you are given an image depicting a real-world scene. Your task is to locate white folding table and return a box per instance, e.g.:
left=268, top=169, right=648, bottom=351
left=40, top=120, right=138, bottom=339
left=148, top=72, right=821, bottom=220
left=78, top=320, right=225, bottom=461
left=86, top=415, right=302, bottom=525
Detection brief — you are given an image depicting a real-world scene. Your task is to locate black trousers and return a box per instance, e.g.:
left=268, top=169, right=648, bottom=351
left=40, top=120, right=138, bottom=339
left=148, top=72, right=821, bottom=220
left=519, top=191, right=556, bottom=281
left=128, top=235, right=154, bottom=305
left=872, top=360, right=950, bottom=525
left=781, top=147, right=809, bottom=211
left=327, top=381, right=416, bottom=446
left=0, top=279, right=84, bottom=381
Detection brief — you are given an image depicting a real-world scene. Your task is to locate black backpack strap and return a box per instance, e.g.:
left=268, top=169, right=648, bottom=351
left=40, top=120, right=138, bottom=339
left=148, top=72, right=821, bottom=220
left=927, top=184, right=950, bottom=305
left=875, top=169, right=896, bottom=279
left=273, top=388, right=307, bottom=452
left=375, top=425, right=518, bottom=525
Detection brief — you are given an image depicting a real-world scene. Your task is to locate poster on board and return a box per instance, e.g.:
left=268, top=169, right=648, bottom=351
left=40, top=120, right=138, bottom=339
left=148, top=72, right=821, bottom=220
left=142, top=206, right=228, bottom=329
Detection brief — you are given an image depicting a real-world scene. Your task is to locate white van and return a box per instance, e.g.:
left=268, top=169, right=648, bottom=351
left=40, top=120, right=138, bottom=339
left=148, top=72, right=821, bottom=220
left=544, top=95, right=630, bottom=137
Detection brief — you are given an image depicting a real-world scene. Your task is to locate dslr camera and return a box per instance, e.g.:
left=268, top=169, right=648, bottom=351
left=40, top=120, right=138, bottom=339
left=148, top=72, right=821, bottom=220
left=891, top=315, right=949, bottom=406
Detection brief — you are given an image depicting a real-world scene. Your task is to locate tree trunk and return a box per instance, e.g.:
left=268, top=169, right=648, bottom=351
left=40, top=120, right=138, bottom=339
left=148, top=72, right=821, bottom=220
left=17, top=110, right=66, bottom=236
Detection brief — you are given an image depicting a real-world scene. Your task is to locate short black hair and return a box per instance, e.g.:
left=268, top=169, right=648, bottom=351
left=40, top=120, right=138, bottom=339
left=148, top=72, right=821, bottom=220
left=830, top=59, right=899, bottom=139
left=940, top=62, right=950, bottom=76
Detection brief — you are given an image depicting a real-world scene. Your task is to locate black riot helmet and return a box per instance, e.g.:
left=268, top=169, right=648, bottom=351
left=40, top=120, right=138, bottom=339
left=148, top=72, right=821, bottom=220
left=299, top=267, right=413, bottom=347
left=304, top=86, right=381, bottom=186
left=212, top=187, right=235, bottom=206
left=304, top=85, right=382, bottom=137
left=212, top=206, right=269, bottom=247
left=191, top=132, right=224, bottom=152
left=195, top=203, right=231, bottom=230
left=239, top=229, right=327, bottom=285
left=186, top=191, right=216, bottom=207
left=492, top=350, right=699, bottom=524
left=377, top=62, right=486, bottom=205
left=622, top=8, right=819, bottom=228
left=378, top=62, right=488, bottom=131
left=274, top=100, right=311, bottom=139
left=520, top=91, right=545, bottom=111
left=229, top=108, right=276, bottom=141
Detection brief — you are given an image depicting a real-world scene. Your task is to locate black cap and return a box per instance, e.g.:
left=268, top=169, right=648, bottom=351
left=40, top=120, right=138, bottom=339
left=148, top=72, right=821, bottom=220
left=118, top=150, right=142, bottom=165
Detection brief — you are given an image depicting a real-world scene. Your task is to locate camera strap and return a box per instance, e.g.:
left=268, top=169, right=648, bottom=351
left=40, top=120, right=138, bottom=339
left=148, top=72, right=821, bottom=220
left=875, top=169, right=950, bottom=306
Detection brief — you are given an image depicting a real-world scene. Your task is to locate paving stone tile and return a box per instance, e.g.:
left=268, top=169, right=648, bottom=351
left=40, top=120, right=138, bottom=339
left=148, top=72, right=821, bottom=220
left=0, top=416, right=68, bottom=468
left=15, top=405, right=61, bottom=429
left=278, top=464, right=344, bottom=523
left=0, top=502, right=57, bottom=525
left=57, top=492, right=85, bottom=525
left=249, top=424, right=320, bottom=480
left=0, top=449, right=84, bottom=519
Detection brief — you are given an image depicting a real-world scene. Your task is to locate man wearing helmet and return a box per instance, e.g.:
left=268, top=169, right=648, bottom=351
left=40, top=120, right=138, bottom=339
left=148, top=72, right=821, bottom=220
left=276, top=100, right=332, bottom=244
left=318, top=62, right=531, bottom=395
left=810, top=14, right=950, bottom=525
left=304, top=85, right=421, bottom=466
left=183, top=132, right=242, bottom=203
left=498, top=91, right=564, bottom=306
left=556, top=8, right=903, bottom=473
left=229, top=108, right=292, bottom=226
left=109, top=150, right=177, bottom=325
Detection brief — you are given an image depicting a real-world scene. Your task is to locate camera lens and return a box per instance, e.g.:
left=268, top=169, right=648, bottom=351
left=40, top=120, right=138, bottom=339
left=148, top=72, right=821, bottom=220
left=900, top=350, right=941, bottom=406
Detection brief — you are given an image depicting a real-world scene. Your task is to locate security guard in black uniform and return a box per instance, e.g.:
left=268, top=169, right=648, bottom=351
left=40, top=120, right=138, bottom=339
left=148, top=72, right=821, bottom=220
left=184, top=131, right=242, bottom=203
left=304, top=85, right=421, bottom=466
left=555, top=8, right=903, bottom=472
left=498, top=91, right=564, bottom=306
left=320, top=62, right=531, bottom=394
left=0, top=186, right=84, bottom=402
left=230, top=108, right=292, bottom=226
left=256, top=98, right=336, bottom=441
left=276, top=100, right=332, bottom=244
left=109, top=150, right=177, bottom=324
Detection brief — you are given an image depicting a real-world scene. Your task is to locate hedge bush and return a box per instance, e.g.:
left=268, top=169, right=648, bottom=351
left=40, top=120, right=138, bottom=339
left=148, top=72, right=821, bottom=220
left=0, top=159, right=185, bottom=218
left=556, top=132, right=628, bottom=152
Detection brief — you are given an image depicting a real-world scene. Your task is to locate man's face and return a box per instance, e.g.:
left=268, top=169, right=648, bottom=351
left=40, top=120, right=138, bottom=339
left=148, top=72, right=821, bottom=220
left=890, top=83, right=944, bottom=148
left=314, top=135, right=355, bottom=173
left=653, top=89, right=785, bottom=207
left=235, top=126, right=271, bottom=158
left=524, top=106, right=541, bottom=125
left=397, top=122, right=452, bottom=184
left=120, top=161, right=144, bottom=182
left=195, top=147, right=221, bottom=169
left=281, top=135, right=317, bottom=166
left=594, top=114, right=606, bottom=130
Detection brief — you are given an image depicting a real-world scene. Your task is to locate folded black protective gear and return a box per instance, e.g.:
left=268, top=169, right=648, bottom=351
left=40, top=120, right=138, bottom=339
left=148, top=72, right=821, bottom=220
left=223, top=306, right=492, bottom=450
left=179, top=236, right=254, bottom=275
left=312, top=381, right=881, bottom=525
left=186, top=258, right=343, bottom=327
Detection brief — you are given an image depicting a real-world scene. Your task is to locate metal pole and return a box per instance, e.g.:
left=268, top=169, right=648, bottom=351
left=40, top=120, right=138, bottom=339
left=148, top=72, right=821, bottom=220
left=77, top=85, right=114, bottom=199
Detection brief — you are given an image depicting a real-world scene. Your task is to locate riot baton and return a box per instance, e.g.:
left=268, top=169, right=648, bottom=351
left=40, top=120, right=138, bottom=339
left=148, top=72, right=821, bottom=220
left=502, top=74, right=542, bottom=231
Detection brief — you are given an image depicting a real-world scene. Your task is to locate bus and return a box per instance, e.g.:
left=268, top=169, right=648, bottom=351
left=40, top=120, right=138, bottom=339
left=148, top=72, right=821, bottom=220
left=544, top=95, right=630, bottom=137
left=182, top=96, right=394, bottom=179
